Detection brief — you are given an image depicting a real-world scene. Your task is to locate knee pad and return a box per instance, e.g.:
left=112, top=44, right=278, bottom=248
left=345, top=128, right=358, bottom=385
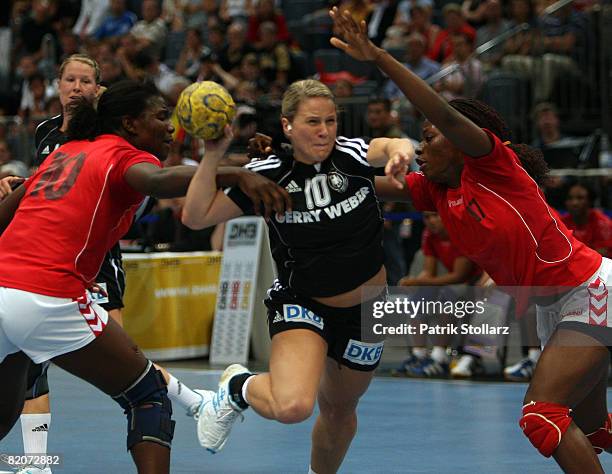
left=586, top=413, right=612, bottom=454
left=520, top=401, right=573, bottom=457
left=25, top=362, right=50, bottom=400
left=112, top=361, right=175, bottom=451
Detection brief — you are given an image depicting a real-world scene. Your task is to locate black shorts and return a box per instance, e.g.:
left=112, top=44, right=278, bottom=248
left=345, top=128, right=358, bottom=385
left=265, top=283, right=387, bottom=372
left=26, top=361, right=50, bottom=399
left=96, top=243, right=125, bottom=311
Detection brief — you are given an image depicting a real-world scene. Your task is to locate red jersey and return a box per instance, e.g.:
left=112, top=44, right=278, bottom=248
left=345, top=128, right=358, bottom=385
left=421, top=229, right=482, bottom=280
left=0, top=134, right=160, bottom=298
left=406, top=129, right=601, bottom=294
left=561, top=210, right=612, bottom=257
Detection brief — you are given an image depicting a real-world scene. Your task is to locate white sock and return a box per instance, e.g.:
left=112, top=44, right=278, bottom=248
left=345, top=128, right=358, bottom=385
left=412, top=347, right=427, bottom=359
left=166, top=375, right=203, bottom=412
left=241, top=375, right=255, bottom=406
left=21, top=413, right=50, bottom=467
left=431, top=346, right=449, bottom=364
left=528, top=348, right=541, bottom=363
left=308, top=466, right=319, bottom=474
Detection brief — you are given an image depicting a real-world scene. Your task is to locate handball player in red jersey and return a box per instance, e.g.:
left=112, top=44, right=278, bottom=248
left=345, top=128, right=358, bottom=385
left=0, top=80, right=290, bottom=473
left=331, top=9, right=612, bottom=472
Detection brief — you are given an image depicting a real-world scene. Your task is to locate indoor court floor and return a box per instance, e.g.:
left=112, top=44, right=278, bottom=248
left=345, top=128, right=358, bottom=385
left=3, top=365, right=612, bottom=473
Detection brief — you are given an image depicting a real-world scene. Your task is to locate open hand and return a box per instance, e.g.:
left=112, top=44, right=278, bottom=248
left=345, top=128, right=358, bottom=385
left=329, top=7, right=381, bottom=62
left=384, top=151, right=410, bottom=189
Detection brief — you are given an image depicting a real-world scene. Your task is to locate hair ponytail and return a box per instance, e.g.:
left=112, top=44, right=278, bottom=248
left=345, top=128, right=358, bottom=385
left=66, top=97, right=101, bottom=141
left=449, top=98, right=549, bottom=185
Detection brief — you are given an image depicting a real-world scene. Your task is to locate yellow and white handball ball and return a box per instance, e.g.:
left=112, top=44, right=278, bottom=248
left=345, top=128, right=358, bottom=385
left=175, top=81, right=236, bottom=140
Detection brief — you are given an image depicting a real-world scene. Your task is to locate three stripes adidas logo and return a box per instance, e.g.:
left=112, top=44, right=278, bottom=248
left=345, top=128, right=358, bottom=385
left=285, top=180, right=302, bottom=193
left=32, top=424, right=48, bottom=432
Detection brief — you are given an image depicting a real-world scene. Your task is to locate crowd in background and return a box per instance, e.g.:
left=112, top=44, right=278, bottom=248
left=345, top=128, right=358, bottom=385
left=0, top=0, right=609, bottom=375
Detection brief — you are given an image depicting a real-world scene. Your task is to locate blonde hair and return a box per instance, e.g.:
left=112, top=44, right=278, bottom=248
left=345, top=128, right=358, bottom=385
left=281, top=80, right=336, bottom=120
left=58, top=54, right=101, bottom=84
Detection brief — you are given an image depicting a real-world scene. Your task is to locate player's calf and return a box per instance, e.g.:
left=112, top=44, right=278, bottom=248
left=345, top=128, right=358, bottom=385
left=112, top=361, right=175, bottom=450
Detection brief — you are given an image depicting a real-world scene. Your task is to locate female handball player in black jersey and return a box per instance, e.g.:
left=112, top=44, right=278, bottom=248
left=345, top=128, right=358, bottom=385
left=182, top=78, right=413, bottom=473
left=330, top=8, right=612, bottom=473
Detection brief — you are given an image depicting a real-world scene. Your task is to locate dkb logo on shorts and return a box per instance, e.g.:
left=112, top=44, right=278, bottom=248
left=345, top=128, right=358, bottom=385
left=343, top=339, right=384, bottom=366
left=282, top=304, right=324, bottom=330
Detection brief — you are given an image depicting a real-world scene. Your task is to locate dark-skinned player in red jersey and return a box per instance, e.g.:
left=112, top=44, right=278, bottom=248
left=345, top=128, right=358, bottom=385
left=331, top=8, right=612, bottom=473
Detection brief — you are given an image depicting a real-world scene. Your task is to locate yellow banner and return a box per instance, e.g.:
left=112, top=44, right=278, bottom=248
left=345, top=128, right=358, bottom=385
left=122, top=252, right=222, bottom=360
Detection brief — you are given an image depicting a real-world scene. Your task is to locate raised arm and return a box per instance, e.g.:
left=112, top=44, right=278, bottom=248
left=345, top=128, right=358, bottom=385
left=329, top=8, right=492, bottom=158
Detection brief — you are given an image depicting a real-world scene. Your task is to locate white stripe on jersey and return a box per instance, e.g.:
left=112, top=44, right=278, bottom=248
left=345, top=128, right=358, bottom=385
left=335, top=144, right=370, bottom=167
left=246, top=156, right=281, bottom=171
left=336, top=136, right=369, bottom=155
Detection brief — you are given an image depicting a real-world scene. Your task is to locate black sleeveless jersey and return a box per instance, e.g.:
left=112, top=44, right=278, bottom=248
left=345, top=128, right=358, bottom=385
left=227, top=136, right=384, bottom=298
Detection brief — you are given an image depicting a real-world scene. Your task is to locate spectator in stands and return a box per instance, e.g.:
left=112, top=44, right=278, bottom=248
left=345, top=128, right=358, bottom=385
left=206, top=21, right=227, bottom=56
left=461, top=0, right=488, bottom=27
left=427, top=3, right=476, bottom=63
left=394, top=0, right=433, bottom=27
left=384, top=32, right=440, bottom=101
left=255, top=21, right=292, bottom=86
left=562, top=182, right=612, bottom=257
left=398, top=5, right=441, bottom=52
left=131, top=51, right=183, bottom=99
left=332, top=79, right=354, bottom=98
left=95, top=0, right=137, bottom=42
left=219, top=0, right=253, bottom=23
left=175, top=28, right=204, bottom=80
left=218, top=21, right=254, bottom=77
left=130, top=0, right=168, bottom=57
left=503, top=0, right=536, bottom=55
left=18, top=0, right=58, bottom=60
left=18, top=72, right=51, bottom=124
left=532, top=101, right=564, bottom=148
left=435, top=32, right=484, bottom=99
left=0, top=139, right=29, bottom=179
left=367, top=97, right=405, bottom=138
left=58, top=32, right=80, bottom=62
left=475, top=0, right=512, bottom=69
left=100, top=56, right=127, bottom=86
left=73, top=0, right=110, bottom=40
left=396, top=211, right=483, bottom=378
left=247, top=0, right=291, bottom=45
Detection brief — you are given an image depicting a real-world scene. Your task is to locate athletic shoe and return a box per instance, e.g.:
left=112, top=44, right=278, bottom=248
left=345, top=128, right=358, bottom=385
left=451, top=354, right=482, bottom=378
left=197, top=364, right=250, bottom=453
left=504, top=357, right=536, bottom=382
left=406, top=356, right=450, bottom=378
left=391, top=354, right=422, bottom=376
left=14, top=466, right=52, bottom=474
left=187, top=389, right=215, bottom=418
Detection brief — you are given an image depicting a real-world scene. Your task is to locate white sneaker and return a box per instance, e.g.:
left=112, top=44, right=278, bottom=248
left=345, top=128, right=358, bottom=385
left=187, top=389, right=215, bottom=418
left=451, top=355, right=475, bottom=378
left=15, top=467, right=52, bottom=474
left=197, top=364, right=250, bottom=453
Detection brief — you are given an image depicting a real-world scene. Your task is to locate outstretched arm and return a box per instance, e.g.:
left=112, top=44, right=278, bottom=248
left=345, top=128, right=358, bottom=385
left=329, top=8, right=492, bottom=158
left=367, top=137, right=414, bottom=189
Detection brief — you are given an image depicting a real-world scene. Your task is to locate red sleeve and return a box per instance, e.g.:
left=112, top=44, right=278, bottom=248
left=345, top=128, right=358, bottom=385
left=405, top=172, right=438, bottom=211
left=421, top=229, right=434, bottom=256
left=427, top=30, right=446, bottom=61
left=115, top=147, right=161, bottom=178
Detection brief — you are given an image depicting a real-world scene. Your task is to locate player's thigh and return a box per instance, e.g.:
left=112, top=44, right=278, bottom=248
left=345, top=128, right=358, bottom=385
left=525, top=326, right=609, bottom=407
left=268, top=329, right=328, bottom=405
left=52, top=316, right=148, bottom=395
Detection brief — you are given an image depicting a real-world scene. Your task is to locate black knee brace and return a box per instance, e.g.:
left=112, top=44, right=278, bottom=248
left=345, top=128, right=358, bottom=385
left=25, top=362, right=50, bottom=400
left=112, top=362, right=175, bottom=451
